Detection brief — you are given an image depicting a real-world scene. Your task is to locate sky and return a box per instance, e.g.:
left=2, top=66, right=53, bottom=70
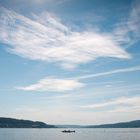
left=0, top=0, right=140, bottom=125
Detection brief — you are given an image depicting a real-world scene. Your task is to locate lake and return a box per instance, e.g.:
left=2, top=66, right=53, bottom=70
left=0, top=128, right=139, bottom=140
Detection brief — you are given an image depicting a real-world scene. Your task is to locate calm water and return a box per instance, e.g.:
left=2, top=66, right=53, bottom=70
left=0, top=128, right=139, bottom=140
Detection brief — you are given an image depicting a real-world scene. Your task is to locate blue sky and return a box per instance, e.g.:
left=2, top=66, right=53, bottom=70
left=0, top=0, right=140, bottom=125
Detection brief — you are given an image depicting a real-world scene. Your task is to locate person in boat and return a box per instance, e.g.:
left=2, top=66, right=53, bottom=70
left=62, top=130, right=75, bottom=133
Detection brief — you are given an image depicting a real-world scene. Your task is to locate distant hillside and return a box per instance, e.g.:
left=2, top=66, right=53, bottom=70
left=56, top=120, right=140, bottom=128
left=0, top=117, right=56, bottom=128
left=0, top=117, right=140, bottom=128
left=56, top=125, right=84, bottom=128
left=85, top=120, right=140, bottom=128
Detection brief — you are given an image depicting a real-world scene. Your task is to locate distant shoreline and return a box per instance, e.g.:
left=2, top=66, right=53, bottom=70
left=0, top=117, right=56, bottom=128
left=0, top=117, right=140, bottom=128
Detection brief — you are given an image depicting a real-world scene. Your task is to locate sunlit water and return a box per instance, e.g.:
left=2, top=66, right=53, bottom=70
left=0, top=128, right=139, bottom=140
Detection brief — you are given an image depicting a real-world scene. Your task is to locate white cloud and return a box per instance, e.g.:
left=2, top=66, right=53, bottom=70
left=0, top=6, right=131, bottom=69
left=80, top=96, right=140, bottom=109
left=16, top=65, right=140, bottom=92
left=113, top=4, right=140, bottom=47
left=75, top=65, right=140, bottom=80
left=17, top=77, right=84, bottom=92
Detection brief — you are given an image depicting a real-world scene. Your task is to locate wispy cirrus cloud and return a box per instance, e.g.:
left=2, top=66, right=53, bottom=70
left=113, top=4, right=140, bottom=46
left=80, top=96, right=140, bottom=109
left=16, top=77, right=84, bottom=92
left=16, top=65, right=140, bottom=92
left=75, top=65, right=140, bottom=80
left=0, top=6, right=132, bottom=69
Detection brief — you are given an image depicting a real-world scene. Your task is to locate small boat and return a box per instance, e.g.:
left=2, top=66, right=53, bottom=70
left=62, top=130, right=75, bottom=133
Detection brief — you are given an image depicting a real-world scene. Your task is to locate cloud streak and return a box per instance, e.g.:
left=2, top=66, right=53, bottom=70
left=16, top=65, right=140, bottom=92
left=113, top=3, right=140, bottom=47
left=17, top=77, right=84, bottom=92
left=75, top=65, right=140, bottom=80
left=0, top=6, right=131, bottom=69
left=80, top=96, right=140, bottom=109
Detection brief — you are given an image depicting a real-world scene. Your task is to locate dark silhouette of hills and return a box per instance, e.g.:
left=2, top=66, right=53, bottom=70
left=85, top=120, right=140, bottom=128
left=56, top=120, right=140, bottom=128
left=0, top=117, right=140, bottom=128
left=0, top=117, right=56, bottom=128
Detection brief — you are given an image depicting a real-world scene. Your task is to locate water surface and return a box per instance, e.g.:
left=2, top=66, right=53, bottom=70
left=0, top=128, right=139, bottom=140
